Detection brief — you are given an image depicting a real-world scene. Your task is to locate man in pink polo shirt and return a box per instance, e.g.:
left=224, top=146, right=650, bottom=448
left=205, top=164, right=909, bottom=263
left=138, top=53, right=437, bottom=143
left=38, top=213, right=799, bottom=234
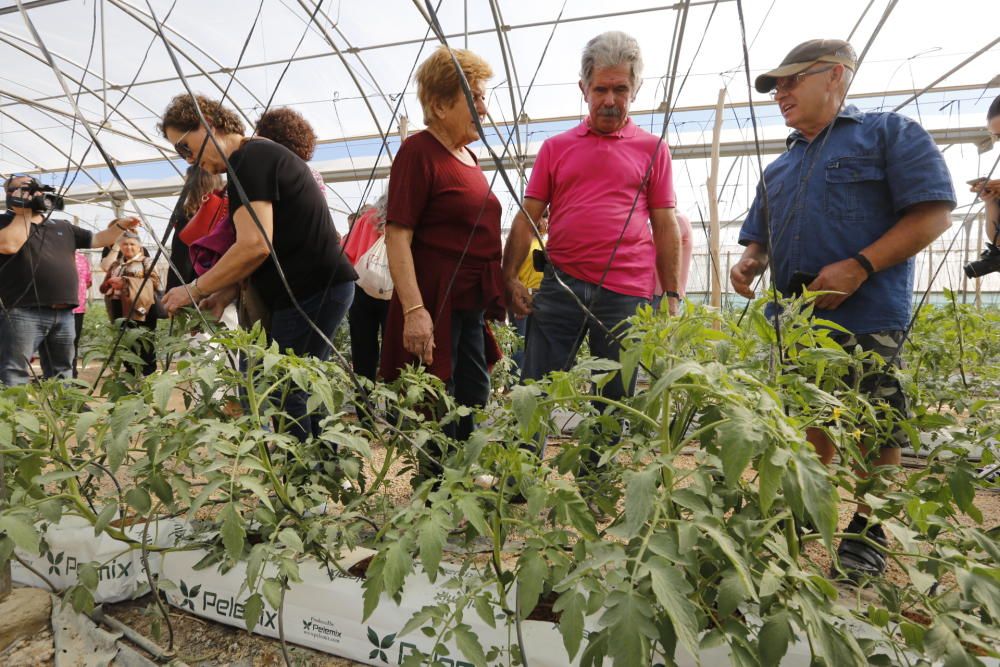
left=502, top=31, right=681, bottom=480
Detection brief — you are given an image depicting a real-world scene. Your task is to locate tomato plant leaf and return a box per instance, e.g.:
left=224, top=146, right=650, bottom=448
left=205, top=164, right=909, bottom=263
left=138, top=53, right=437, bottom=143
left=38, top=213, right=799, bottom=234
left=453, top=624, right=487, bottom=667
left=624, top=466, right=657, bottom=538
left=647, top=557, right=700, bottom=661
left=516, top=550, right=547, bottom=619
left=220, top=502, right=246, bottom=561
left=0, top=515, right=40, bottom=555
left=244, top=593, right=263, bottom=631
left=553, top=589, right=585, bottom=659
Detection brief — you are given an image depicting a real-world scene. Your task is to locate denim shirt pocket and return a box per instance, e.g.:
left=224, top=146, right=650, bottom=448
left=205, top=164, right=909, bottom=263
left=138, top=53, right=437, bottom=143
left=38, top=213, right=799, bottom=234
left=825, top=156, right=886, bottom=222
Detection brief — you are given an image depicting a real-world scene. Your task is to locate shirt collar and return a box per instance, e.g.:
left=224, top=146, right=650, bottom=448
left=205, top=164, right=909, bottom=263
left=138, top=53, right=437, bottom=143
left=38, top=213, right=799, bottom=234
left=786, top=104, right=864, bottom=148
left=575, top=117, right=637, bottom=138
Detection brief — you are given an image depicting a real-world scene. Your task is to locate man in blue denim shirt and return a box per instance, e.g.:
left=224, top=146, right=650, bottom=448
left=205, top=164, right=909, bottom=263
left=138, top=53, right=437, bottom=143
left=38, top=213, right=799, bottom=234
left=731, top=39, right=956, bottom=583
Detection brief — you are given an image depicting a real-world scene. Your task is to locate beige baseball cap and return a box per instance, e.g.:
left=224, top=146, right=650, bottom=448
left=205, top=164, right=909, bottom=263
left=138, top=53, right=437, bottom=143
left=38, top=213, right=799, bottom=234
left=755, top=39, right=857, bottom=94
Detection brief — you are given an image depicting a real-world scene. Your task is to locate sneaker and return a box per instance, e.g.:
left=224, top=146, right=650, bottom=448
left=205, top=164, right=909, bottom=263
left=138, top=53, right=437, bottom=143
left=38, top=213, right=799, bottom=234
left=831, top=513, right=888, bottom=584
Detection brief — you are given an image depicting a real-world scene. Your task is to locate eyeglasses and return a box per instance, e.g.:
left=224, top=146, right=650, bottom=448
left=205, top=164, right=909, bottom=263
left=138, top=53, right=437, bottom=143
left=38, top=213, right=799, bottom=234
left=769, top=65, right=836, bottom=98
left=173, top=129, right=193, bottom=160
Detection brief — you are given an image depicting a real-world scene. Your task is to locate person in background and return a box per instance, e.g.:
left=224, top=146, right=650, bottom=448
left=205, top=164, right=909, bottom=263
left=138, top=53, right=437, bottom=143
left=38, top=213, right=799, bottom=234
left=964, top=94, right=1000, bottom=278
left=254, top=106, right=326, bottom=192
left=0, top=175, right=139, bottom=386
left=731, top=39, right=955, bottom=584
left=380, top=46, right=504, bottom=482
left=72, top=250, right=92, bottom=378
left=167, top=165, right=225, bottom=291
left=158, top=94, right=356, bottom=442
left=508, top=207, right=548, bottom=367
left=343, top=195, right=390, bottom=388
left=651, top=211, right=692, bottom=309
left=100, top=232, right=161, bottom=377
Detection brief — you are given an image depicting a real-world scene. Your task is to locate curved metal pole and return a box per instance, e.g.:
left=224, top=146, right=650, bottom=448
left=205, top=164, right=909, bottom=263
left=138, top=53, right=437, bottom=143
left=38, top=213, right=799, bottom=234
left=0, top=31, right=185, bottom=178
left=0, top=108, right=108, bottom=189
left=294, top=0, right=394, bottom=161
left=106, top=0, right=263, bottom=125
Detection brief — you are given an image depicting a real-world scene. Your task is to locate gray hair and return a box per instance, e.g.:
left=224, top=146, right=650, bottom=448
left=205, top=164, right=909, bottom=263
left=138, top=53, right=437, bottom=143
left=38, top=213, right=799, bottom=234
left=580, top=31, right=644, bottom=91
left=373, top=193, right=388, bottom=231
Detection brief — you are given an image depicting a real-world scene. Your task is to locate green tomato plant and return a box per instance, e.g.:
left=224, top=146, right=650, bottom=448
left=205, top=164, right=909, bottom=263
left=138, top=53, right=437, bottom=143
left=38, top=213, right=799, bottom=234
left=0, top=298, right=996, bottom=667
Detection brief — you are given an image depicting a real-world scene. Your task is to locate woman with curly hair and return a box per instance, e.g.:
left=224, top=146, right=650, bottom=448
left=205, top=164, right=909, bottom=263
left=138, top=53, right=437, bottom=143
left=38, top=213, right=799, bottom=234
left=379, top=46, right=504, bottom=481
left=158, top=94, right=356, bottom=441
left=255, top=106, right=326, bottom=192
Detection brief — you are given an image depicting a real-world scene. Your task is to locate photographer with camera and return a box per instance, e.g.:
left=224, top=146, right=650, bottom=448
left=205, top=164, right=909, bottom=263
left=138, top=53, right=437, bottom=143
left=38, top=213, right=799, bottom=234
left=0, top=174, right=139, bottom=386
left=965, top=94, right=1000, bottom=279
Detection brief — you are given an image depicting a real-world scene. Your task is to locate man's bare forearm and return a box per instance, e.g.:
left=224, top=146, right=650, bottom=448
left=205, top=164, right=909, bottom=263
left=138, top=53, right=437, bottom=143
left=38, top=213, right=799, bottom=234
left=650, top=208, right=681, bottom=294
left=860, top=201, right=952, bottom=272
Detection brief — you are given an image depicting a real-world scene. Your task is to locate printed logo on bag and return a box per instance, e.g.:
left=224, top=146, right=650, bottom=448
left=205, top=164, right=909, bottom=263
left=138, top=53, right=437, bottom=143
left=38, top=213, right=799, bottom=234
left=179, top=581, right=279, bottom=630
left=50, top=554, right=132, bottom=580
left=178, top=580, right=201, bottom=610
left=396, top=641, right=479, bottom=667
left=367, top=627, right=396, bottom=663
left=301, top=616, right=342, bottom=644
left=46, top=550, right=65, bottom=575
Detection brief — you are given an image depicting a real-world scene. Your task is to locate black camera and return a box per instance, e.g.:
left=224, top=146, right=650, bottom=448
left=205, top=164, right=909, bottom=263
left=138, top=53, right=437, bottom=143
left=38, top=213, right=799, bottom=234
left=5, top=177, right=65, bottom=213
left=964, top=243, right=1000, bottom=279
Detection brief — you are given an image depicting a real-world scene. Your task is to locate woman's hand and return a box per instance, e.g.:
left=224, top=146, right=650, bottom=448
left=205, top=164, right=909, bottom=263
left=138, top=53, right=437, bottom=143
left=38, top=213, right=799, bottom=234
left=403, top=306, right=434, bottom=365
left=199, top=284, right=239, bottom=320
left=106, top=276, right=124, bottom=290
left=161, top=285, right=195, bottom=316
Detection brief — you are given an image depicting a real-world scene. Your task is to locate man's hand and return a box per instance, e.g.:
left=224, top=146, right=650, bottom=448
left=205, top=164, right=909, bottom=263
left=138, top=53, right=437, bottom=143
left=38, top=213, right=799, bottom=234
left=161, top=285, right=195, bottom=316
left=730, top=256, right=764, bottom=299
left=970, top=178, right=1000, bottom=201
left=106, top=276, right=124, bottom=291
left=807, top=257, right=869, bottom=310
left=403, top=307, right=434, bottom=365
left=506, top=278, right=533, bottom=318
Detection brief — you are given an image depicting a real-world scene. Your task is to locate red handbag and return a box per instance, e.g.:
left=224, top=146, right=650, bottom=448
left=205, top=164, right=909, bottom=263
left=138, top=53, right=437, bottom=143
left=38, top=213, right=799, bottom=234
left=179, top=189, right=228, bottom=245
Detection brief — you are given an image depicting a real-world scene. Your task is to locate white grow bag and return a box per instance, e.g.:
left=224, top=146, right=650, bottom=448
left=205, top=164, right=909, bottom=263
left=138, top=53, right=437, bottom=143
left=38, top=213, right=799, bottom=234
left=158, top=546, right=888, bottom=667
left=12, top=515, right=189, bottom=603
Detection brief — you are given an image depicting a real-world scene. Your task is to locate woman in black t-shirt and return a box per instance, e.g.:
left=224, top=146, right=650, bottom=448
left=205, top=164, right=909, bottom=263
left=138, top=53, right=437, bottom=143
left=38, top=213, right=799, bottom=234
left=158, top=94, right=356, bottom=441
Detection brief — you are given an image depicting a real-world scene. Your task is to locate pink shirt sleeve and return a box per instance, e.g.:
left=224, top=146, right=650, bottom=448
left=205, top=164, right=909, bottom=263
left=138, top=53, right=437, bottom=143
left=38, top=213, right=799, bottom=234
left=647, top=145, right=676, bottom=209
left=524, top=140, right=552, bottom=202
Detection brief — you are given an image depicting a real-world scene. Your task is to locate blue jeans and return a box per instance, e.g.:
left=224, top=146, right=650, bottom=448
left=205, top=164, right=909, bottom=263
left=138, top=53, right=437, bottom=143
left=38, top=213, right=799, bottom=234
left=0, top=307, right=76, bottom=386
left=268, top=281, right=354, bottom=441
left=522, top=267, right=648, bottom=465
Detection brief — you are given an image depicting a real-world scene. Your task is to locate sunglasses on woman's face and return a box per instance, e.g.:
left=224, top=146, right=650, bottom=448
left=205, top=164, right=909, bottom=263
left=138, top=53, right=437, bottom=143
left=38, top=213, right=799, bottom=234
left=174, top=129, right=194, bottom=160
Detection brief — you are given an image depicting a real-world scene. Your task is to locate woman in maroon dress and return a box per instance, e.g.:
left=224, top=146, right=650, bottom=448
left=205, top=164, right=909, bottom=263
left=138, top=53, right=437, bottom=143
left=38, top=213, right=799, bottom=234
left=380, top=46, right=504, bottom=479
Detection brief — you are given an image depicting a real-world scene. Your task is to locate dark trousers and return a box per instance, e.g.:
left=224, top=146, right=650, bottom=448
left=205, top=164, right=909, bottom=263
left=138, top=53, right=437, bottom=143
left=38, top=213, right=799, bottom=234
left=418, top=309, right=491, bottom=481
left=521, top=266, right=647, bottom=471
left=269, top=281, right=354, bottom=441
left=349, top=285, right=390, bottom=429
left=508, top=309, right=528, bottom=369
left=348, top=285, right=389, bottom=382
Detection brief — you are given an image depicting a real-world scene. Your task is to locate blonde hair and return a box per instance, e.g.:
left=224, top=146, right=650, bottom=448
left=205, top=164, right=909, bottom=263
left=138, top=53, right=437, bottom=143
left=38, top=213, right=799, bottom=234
left=415, top=46, right=493, bottom=125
